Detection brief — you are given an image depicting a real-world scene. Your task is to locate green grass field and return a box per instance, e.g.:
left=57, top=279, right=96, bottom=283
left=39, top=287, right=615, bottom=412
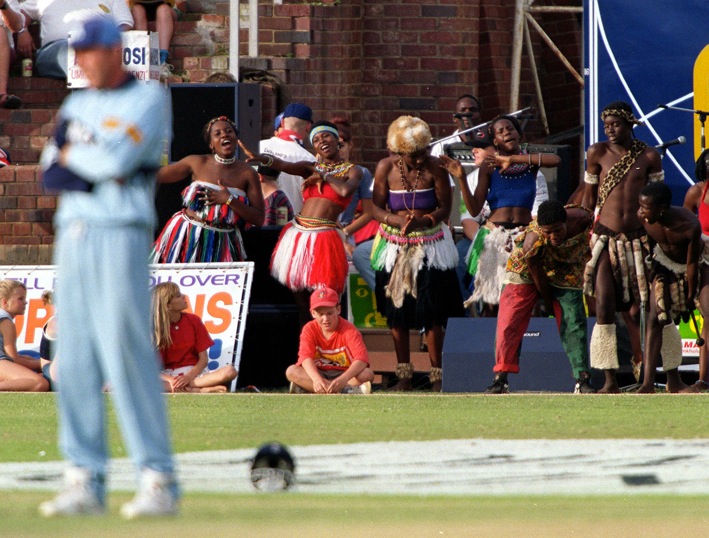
left=1, top=393, right=708, bottom=536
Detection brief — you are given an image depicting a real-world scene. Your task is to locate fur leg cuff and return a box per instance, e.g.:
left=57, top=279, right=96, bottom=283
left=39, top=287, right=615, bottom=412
left=396, top=362, right=414, bottom=380
left=660, top=324, right=683, bottom=371
left=429, top=367, right=442, bottom=383
left=590, top=323, right=619, bottom=370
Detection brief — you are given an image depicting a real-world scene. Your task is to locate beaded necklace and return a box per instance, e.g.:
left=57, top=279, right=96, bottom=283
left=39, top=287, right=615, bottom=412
left=398, top=158, right=420, bottom=214
left=214, top=153, right=236, bottom=165
left=314, top=160, right=355, bottom=177
left=499, top=148, right=530, bottom=176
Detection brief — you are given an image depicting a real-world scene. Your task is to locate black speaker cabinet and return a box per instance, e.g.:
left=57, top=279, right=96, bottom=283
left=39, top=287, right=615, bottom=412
left=526, top=143, right=572, bottom=203
left=168, top=82, right=261, bottom=162
left=237, top=304, right=300, bottom=390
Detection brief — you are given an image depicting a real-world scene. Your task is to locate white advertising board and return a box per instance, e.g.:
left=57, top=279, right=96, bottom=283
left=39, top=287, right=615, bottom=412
left=0, top=263, right=254, bottom=386
left=67, top=30, right=160, bottom=88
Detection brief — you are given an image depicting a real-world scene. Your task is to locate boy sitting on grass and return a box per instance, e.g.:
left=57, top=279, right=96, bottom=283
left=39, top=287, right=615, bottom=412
left=286, top=287, right=374, bottom=394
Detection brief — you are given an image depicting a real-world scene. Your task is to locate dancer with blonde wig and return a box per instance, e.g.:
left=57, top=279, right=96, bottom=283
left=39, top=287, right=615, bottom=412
left=371, top=116, right=463, bottom=391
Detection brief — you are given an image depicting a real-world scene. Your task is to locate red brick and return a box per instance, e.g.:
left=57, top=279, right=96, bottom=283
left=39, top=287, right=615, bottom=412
left=12, top=222, right=32, bottom=235
left=274, top=5, right=312, bottom=18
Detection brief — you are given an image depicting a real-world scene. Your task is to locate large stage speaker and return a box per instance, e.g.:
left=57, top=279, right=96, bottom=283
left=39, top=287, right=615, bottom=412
left=237, top=304, right=300, bottom=389
left=236, top=225, right=299, bottom=390
left=442, top=317, right=604, bottom=392
left=168, top=82, right=261, bottom=162
left=526, top=143, right=573, bottom=202
left=241, top=226, right=295, bottom=306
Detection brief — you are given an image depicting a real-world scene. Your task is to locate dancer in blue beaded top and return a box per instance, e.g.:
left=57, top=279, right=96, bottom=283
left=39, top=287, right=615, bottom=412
left=441, top=115, right=559, bottom=312
left=152, top=116, right=265, bottom=263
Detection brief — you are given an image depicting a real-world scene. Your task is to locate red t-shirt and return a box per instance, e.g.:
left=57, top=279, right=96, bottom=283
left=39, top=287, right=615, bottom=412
left=160, top=312, right=214, bottom=370
left=297, top=317, right=369, bottom=371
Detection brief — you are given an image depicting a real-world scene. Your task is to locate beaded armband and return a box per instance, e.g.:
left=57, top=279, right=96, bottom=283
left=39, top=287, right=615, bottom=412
left=584, top=172, right=599, bottom=185
left=648, top=171, right=665, bottom=183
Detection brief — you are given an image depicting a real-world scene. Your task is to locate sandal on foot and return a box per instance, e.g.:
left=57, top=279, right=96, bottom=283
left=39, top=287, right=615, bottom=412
left=0, top=94, right=22, bottom=109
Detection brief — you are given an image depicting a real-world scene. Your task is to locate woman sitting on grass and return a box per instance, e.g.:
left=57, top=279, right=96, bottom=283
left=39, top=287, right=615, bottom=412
left=0, top=280, right=48, bottom=392
left=152, top=282, right=237, bottom=393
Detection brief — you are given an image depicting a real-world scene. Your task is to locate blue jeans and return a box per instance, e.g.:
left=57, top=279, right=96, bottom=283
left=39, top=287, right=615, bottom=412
left=36, top=40, right=69, bottom=79
left=351, top=239, right=375, bottom=292
left=456, top=237, right=472, bottom=302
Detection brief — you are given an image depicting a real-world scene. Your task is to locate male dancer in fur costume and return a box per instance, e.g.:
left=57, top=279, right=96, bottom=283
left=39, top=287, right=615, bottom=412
left=636, top=182, right=700, bottom=393
left=582, top=101, right=663, bottom=393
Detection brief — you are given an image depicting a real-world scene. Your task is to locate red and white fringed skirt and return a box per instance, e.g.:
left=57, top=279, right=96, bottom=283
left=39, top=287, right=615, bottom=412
left=270, top=214, right=348, bottom=295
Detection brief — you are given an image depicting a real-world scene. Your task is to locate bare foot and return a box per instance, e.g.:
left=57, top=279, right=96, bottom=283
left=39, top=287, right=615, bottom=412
left=666, top=382, right=700, bottom=394
left=597, top=383, right=621, bottom=394
left=690, top=380, right=709, bottom=392
left=187, top=385, right=228, bottom=393
left=431, top=380, right=442, bottom=392
left=635, top=383, right=657, bottom=394
left=388, top=378, right=413, bottom=391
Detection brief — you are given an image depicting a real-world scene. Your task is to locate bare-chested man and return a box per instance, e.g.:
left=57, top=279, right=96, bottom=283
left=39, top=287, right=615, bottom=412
left=637, top=182, right=700, bottom=393
left=582, top=101, right=663, bottom=393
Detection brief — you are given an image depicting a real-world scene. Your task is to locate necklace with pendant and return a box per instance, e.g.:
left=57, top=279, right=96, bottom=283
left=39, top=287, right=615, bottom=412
left=214, top=153, right=236, bottom=165
left=398, top=158, right=420, bottom=214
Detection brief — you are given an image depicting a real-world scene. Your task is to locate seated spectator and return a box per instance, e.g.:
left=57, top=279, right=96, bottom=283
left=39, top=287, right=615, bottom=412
left=129, top=0, right=185, bottom=79
left=17, top=0, right=133, bottom=79
left=152, top=282, right=237, bottom=393
left=258, top=164, right=294, bottom=226
left=0, top=0, right=23, bottom=108
left=286, top=287, right=374, bottom=394
left=39, top=290, right=58, bottom=390
left=259, top=102, right=316, bottom=215
left=0, top=280, right=49, bottom=391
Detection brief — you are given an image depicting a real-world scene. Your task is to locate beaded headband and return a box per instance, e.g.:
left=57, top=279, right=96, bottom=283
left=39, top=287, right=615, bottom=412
left=205, top=116, right=237, bottom=134
left=600, top=108, right=642, bottom=126
left=309, top=125, right=339, bottom=146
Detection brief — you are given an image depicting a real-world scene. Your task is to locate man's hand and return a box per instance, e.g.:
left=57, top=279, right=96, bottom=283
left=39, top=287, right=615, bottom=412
left=327, top=375, right=349, bottom=394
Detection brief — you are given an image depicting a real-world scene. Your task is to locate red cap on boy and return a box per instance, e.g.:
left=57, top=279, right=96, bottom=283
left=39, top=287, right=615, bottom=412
left=310, top=287, right=340, bottom=310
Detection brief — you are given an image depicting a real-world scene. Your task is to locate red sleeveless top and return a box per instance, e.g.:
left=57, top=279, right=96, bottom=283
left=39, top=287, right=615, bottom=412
left=698, top=181, right=709, bottom=235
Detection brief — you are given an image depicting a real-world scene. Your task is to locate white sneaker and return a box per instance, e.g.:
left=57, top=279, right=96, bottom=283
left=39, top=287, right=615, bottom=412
left=120, top=469, right=178, bottom=519
left=342, top=381, right=372, bottom=394
left=38, top=467, right=104, bottom=517
left=289, top=382, right=306, bottom=394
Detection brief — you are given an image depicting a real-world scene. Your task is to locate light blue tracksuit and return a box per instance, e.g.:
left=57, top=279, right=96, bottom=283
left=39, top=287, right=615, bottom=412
left=41, top=77, right=175, bottom=502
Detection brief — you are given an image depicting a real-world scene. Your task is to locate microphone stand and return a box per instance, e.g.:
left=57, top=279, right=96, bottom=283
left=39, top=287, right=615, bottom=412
left=429, top=107, right=532, bottom=147
left=658, top=104, right=709, bottom=151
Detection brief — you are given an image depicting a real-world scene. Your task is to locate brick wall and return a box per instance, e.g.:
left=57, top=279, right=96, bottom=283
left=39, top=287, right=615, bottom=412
left=257, top=0, right=582, bottom=173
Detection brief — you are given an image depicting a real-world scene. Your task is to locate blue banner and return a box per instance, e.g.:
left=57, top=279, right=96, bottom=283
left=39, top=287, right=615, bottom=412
left=584, top=0, right=709, bottom=204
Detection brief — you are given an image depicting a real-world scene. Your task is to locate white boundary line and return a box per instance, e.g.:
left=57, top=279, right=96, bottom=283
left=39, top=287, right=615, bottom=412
left=2, top=439, right=709, bottom=496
